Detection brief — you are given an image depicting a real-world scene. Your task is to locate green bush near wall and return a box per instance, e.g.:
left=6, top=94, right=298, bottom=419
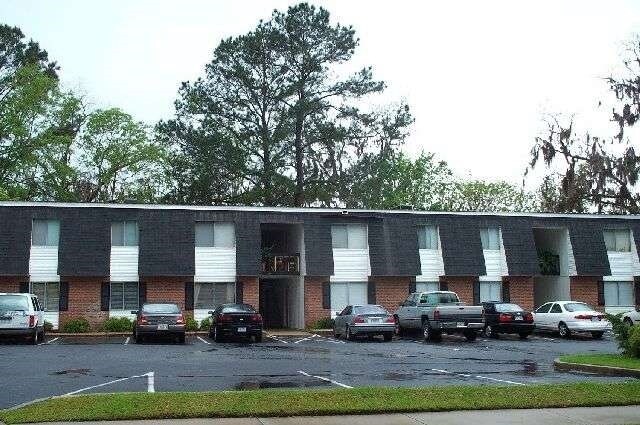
left=185, top=317, right=199, bottom=331
left=101, top=317, right=134, bottom=332
left=62, top=317, right=91, bottom=333
left=310, top=317, right=334, bottom=329
left=43, top=321, right=53, bottom=332
left=200, top=318, right=211, bottom=330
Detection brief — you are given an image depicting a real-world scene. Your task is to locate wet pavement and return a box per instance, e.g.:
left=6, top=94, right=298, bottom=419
left=0, top=330, right=634, bottom=409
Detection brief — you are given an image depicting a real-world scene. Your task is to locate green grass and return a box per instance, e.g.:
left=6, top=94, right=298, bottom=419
left=2, top=382, right=640, bottom=424
left=560, top=353, right=640, bottom=369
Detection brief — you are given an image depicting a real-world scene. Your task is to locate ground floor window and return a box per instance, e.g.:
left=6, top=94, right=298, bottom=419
left=331, top=282, right=367, bottom=313
left=480, top=281, right=502, bottom=302
left=416, top=282, right=439, bottom=293
left=194, top=282, right=235, bottom=309
left=604, top=281, right=634, bottom=306
left=110, top=282, right=139, bottom=310
left=30, top=282, right=59, bottom=311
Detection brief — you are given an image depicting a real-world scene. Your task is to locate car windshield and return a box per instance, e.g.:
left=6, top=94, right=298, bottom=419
left=142, top=304, right=180, bottom=314
left=495, top=303, right=524, bottom=313
left=221, top=304, right=255, bottom=313
left=0, top=295, right=29, bottom=312
left=564, top=302, right=594, bottom=312
left=354, top=305, right=387, bottom=315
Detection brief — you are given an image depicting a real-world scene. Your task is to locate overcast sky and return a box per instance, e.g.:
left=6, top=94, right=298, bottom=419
left=2, top=0, right=639, bottom=186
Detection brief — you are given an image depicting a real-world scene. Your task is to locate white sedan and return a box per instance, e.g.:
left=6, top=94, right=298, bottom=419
left=533, top=301, right=611, bottom=339
left=622, top=309, right=640, bottom=326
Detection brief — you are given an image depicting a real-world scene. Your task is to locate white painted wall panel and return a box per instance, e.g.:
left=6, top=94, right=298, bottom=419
left=483, top=250, right=506, bottom=278
left=567, top=236, right=577, bottom=276
left=194, top=247, right=236, bottom=282
left=631, top=231, right=640, bottom=276
left=44, top=311, right=59, bottom=330
left=29, top=246, right=59, bottom=282
left=194, top=309, right=212, bottom=323
left=110, top=247, right=139, bottom=282
left=331, top=249, right=371, bottom=282
left=417, top=249, right=444, bottom=281
left=606, top=252, right=635, bottom=279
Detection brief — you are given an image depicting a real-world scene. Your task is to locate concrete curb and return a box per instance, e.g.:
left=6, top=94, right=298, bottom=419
left=554, top=358, right=640, bottom=377
left=49, top=331, right=209, bottom=337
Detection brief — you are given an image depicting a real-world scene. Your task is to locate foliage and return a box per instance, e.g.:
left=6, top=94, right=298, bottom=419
left=444, top=180, right=538, bottom=212
left=606, top=313, right=634, bottom=355
left=43, top=320, right=53, bottom=332
left=199, top=317, right=211, bottom=331
left=309, top=317, right=334, bottom=329
left=537, top=249, right=560, bottom=276
left=100, top=317, right=134, bottom=332
left=61, top=317, right=91, bottom=333
left=559, top=353, right=640, bottom=369
left=185, top=317, right=199, bottom=332
left=628, top=325, right=640, bottom=358
left=527, top=36, right=640, bottom=213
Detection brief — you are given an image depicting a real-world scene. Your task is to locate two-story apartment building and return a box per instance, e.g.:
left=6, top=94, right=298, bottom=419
left=1, top=202, right=639, bottom=329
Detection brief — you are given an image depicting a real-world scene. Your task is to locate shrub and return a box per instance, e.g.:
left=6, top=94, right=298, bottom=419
left=101, top=317, right=134, bottom=332
left=607, top=312, right=640, bottom=357
left=200, top=317, right=211, bottom=330
left=628, top=325, right=640, bottom=358
left=185, top=317, right=199, bottom=331
left=310, top=317, right=334, bottom=329
left=43, top=320, right=53, bottom=332
left=62, top=317, right=91, bottom=333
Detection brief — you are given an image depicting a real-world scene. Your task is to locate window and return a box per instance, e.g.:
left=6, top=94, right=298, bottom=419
left=564, top=302, right=594, bottom=312
left=339, top=306, right=352, bottom=316
left=195, top=222, right=235, bottom=248
left=420, top=292, right=459, bottom=305
left=604, top=281, right=635, bottom=306
left=480, top=281, right=501, bottom=302
left=111, top=222, right=138, bottom=246
left=331, top=224, right=367, bottom=249
left=494, top=303, right=524, bottom=313
left=480, top=228, right=500, bottom=250
left=31, top=220, right=60, bottom=246
left=330, top=282, right=367, bottom=312
left=549, top=303, right=562, bottom=313
left=353, top=305, right=386, bottom=315
left=142, top=304, right=180, bottom=314
left=110, top=282, right=139, bottom=310
left=416, top=282, right=439, bottom=293
left=535, top=303, right=552, bottom=313
left=603, top=229, right=631, bottom=252
left=30, top=282, right=59, bottom=311
left=417, top=226, right=438, bottom=250
left=194, top=282, right=235, bottom=309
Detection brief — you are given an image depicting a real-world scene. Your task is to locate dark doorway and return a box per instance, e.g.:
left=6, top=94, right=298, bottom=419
left=259, top=280, right=286, bottom=329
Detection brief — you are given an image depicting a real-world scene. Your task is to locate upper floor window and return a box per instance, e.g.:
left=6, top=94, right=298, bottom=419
left=31, top=220, right=60, bottom=246
left=480, top=228, right=500, bottom=250
left=417, top=226, right=439, bottom=250
left=603, top=229, right=631, bottom=252
left=331, top=224, right=367, bottom=249
left=111, top=221, right=138, bottom=246
left=195, top=222, right=235, bottom=248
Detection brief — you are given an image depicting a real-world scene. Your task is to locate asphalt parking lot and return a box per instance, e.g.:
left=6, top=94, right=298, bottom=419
left=0, top=331, right=633, bottom=409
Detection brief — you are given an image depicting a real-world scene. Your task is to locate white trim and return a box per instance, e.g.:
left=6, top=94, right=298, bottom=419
left=2, top=201, right=639, bottom=220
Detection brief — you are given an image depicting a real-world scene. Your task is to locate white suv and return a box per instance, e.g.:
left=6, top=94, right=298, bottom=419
left=0, top=293, right=45, bottom=344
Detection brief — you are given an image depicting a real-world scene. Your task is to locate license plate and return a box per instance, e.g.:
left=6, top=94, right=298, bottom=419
left=369, top=318, right=382, bottom=323
left=457, top=322, right=466, bottom=327
left=514, top=316, right=523, bottom=321
left=157, top=324, right=169, bottom=331
left=237, top=327, right=247, bottom=333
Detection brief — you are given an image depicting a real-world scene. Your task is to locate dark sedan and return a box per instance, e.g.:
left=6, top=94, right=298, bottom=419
left=209, top=303, right=263, bottom=343
left=481, top=301, right=535, bottom=339
left=132, top=303, right=186, bottom=343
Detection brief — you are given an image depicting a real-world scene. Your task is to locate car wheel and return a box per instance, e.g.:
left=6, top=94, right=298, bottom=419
left=213, top=326, right=223, bottom=343
left=383, top=332, right=393, bottom=342
left=624, top=317, right=634, bottom=327
left=485, top=325, right=498, bottom=338
left=422, top=321, right=440, bottom=342
left=464, top=331, right=477, bottom=342
left=38, top=328, right=45, bottom=342
left=30, top=329, right=39, bottom=345
left=558, top=322, right=571, bottom=338
left=346, top=325, right=355, bottom=341
left=519, top=332, right=530, bottom=339
left=591, top=331, right=604, bottom=339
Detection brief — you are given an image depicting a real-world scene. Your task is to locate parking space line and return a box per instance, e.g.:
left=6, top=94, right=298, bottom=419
left=266, top=334, right=290, bottom=344
left=39, top=337, right=59, bottom=345
left=197, top=336, right=211, bottom=345
left=297, top=370, right=353, bottom=389
left=293, top=335, right=315, bottom=344
left=313, top=335, right=345, bottom=344
left=124, top=337, right=130, bottom=345
left=430, top=368, right=525, bottom=386
left=62, top=371, right=155, bottom=396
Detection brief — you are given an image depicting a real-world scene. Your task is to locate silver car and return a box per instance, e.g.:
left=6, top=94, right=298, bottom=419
left=0, top=293, right=45, bottom=344
left=333, top=304, right=395, bottom=341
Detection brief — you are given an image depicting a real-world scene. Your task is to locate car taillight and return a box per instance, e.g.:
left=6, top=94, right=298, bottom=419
left=176, top=314, right=185, bottom=324
left=138, top=315, right=148, bottom=325
left=524, top=313, right=534, bottom=322
left=353, top=315, right=365, bottom=323
left=574, top=314, right=593, bottom=320
left=433, top=310, right=440, bottom=320
left=28, top=315, right=36, bottom=328
left=250, top=314, right=262, bottom=323
left=499, top=313, right=512, bottom=322
left=386, top=315, right=396, bottom=323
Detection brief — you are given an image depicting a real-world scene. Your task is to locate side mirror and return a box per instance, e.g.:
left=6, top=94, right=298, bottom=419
left=130, top=310, right=138, bottom=315
left=208, top=311, right=214, bottom=315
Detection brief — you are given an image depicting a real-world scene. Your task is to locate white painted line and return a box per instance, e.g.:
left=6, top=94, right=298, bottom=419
left=312, top=334, right=345, bottom=344
left=124, top=337, right=130, bottom=345
left=266, top=334, right=290, bottom=344
left=430, top=368, right=525, bottom=386
left=293, top=335, right=314, bottom=344
left=39, top=337, right=59, bottom=345
left=473, top=375, right=526, bottom=386
left=61, top=372, right=154, bottom=397
left=197, top=336, right=211, bottom=345
left=297, top=370, right=353, bottom=389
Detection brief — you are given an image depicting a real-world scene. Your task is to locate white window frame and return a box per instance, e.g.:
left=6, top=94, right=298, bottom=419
left=331, top=224, right=368, bottom=249
left=31, top=219, right=60, bottom=247
left=480, top=281, right=502, bottom=303
left=111, top=221, right=138, bottom=247
left=109, top=282, right=139, bottom=310
left=480, top=228, right=500, bottom=251
left=604, top=281, right=635, bottom=307
left=603, top=229, right=631, bottom=253
left=30, top=282, right=60, bottom=312
left=416, top=282, right=439, bottom=293
left=195, top=222, right=235, bottom=248
left=194, top=282, right=236, bottom=309
left=330, top=281, right=368, bottom=313
left=417, top=226, right=439, bottom=250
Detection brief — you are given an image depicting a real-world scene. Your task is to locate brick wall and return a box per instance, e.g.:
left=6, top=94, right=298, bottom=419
left=441, top=276, right=476, bottom=304
left=505, top=276, right=534, bottom=311
left=304, top=276, right=330, bottom=326
left=373, top=276, right=412, bottom=313
left=0, top=276, right=23, bottom=293
left=237, top=276, right=259, bottom=310
left=570, top=276, right=602, bottom=311
left=59, top=277, right=108, bottom=329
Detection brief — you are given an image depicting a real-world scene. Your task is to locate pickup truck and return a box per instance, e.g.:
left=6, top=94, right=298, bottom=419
left=394, top=291, right=484, bottom=342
